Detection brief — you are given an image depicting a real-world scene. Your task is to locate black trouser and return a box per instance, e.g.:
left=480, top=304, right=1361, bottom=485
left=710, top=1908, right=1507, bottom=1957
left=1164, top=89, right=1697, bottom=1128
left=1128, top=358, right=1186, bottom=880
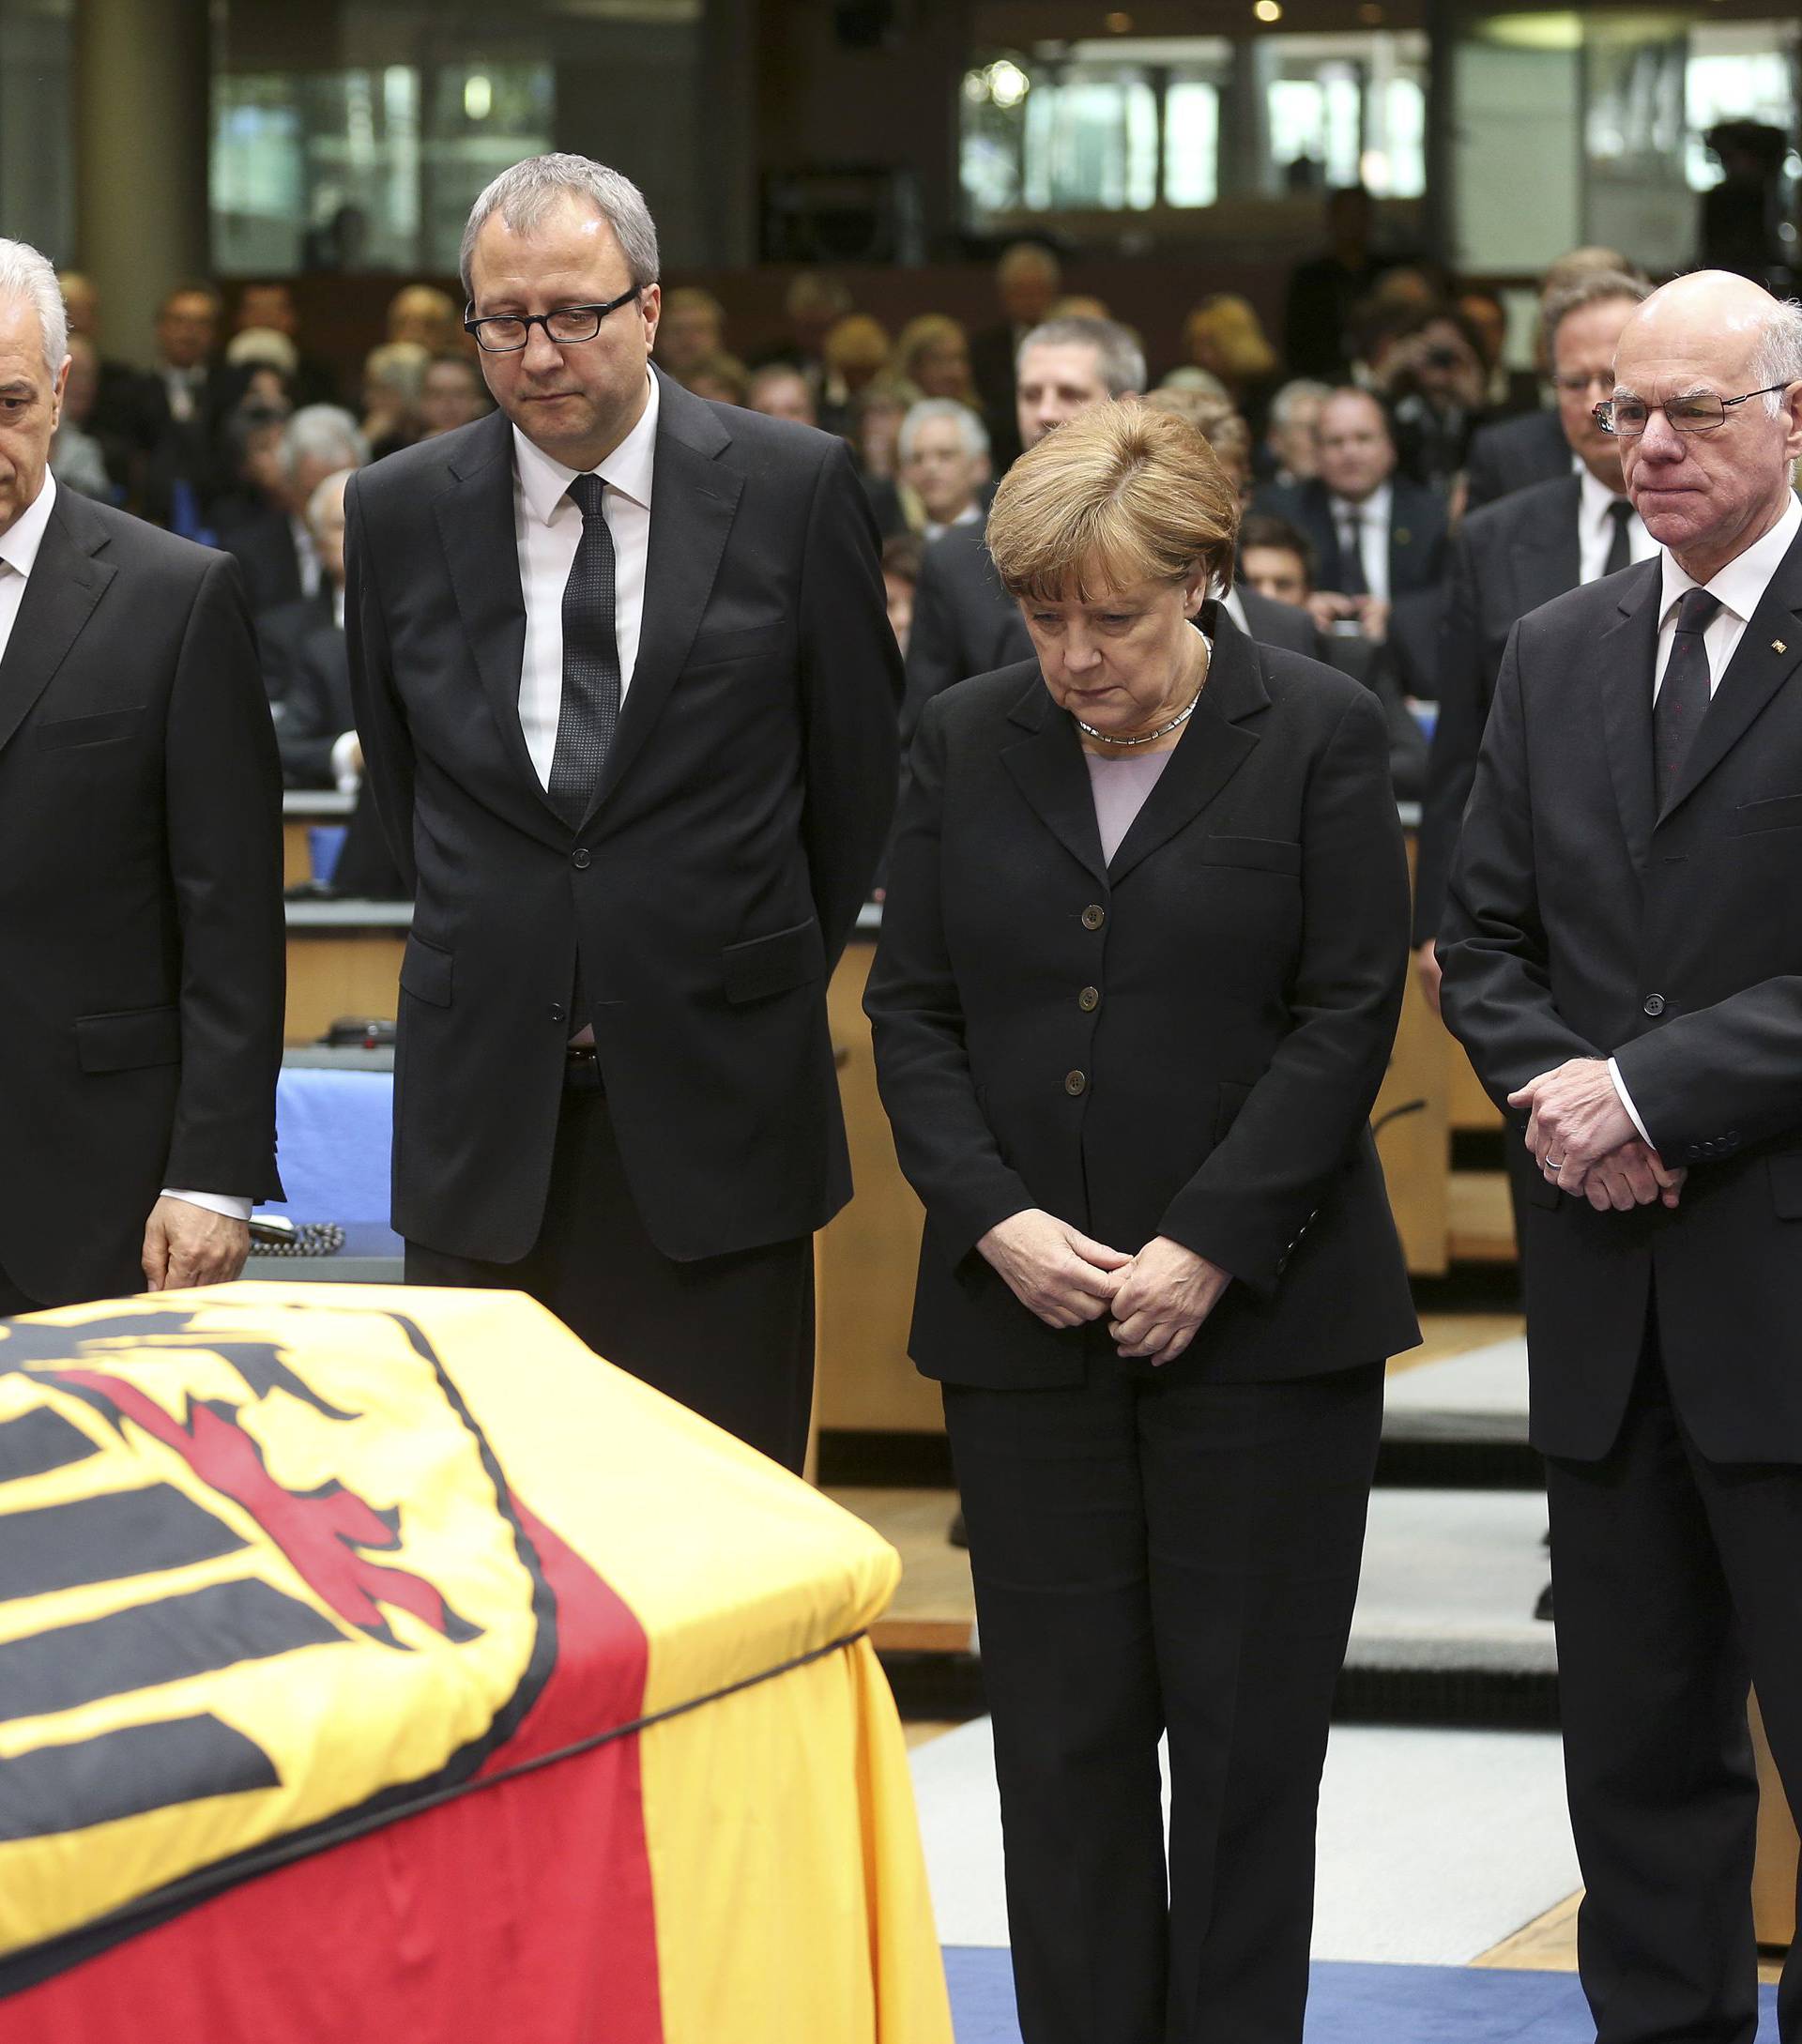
left=943, top=1350, right=1383, bottom=2044
left=1549, top=1323, right=1802, bottom=2044
left=405, top=1069, right=816, bottom=1473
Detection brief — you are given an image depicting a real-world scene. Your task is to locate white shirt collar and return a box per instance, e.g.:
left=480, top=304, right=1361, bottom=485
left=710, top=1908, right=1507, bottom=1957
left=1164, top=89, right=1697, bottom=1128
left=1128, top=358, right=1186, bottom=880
left=1578, top=463, right=1632, bottom=534
left=1330, top=480, right=1392, bottom=526
left=0, top=469, right=57, bottom=581
left=1658, top=490, right=1802, bottom=626
left=512, top=372, right=659, bottom=528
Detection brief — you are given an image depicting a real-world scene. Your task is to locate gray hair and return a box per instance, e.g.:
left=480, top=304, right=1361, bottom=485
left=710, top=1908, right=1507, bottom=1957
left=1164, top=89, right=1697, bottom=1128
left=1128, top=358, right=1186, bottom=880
left=305, top=465, right=355, bottom=532
left=1751, top=298, right=1802, bottom=416
left=1270, top=378, right=1332, bottom=429
left=363, top=340, right=430, bottom=406
left=459, top=153, right=660, bottom=302
left=0, top=236, right=69, bottom=378
left=1541, top=269, right=1651, bottom=354
left=1017, top=315, right=1145, bottom=399
left=898, top=398, right=989, bottom=464
left=283, top=404, right=369, bottom=478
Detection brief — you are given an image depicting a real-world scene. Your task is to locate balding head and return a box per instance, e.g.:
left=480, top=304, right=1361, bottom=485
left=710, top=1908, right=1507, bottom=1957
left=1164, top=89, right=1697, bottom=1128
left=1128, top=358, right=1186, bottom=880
left=1613, top=271, right=1802, bottom=581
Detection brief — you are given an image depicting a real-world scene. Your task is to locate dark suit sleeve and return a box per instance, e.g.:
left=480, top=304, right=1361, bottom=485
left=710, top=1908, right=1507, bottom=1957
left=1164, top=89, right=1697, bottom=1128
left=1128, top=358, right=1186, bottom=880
left=1367, top=641, right=1428, bottom=802
left=1611, top=979, right=1802, bottom=1155
left=1462, top=427, right=1504, bottom=514
left=900, top=535, right=966, bottom=755
left=275, top=633, right=351, bottom=789
left=1437, top=625, right=1603, bottom=1102
left=1156, top=687, right=1410, bottom=1294
left=160, top=552, right=285, bottom=1198
left=1412, top=529, right=1485, bottom=944
left=864, top=699, right=1037, bottom=1259
left=344, top=476, right=419, bottom=894
left=797, top=438, right=903, bottom=963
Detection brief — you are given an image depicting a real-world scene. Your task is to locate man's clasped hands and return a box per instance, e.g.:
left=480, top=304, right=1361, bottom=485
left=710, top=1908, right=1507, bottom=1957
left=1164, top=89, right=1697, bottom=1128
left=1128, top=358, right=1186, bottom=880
left=976, top=1212, right=1230, bottom=1366
left=1506, top=1057, right=1687, bottom=1212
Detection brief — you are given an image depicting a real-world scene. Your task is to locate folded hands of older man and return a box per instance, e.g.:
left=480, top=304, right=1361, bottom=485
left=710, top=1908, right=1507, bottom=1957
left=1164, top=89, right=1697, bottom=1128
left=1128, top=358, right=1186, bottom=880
left=977, top=1213, right=1230, bottom=1365
left=1506, top=1058, right=1686, bottom=1211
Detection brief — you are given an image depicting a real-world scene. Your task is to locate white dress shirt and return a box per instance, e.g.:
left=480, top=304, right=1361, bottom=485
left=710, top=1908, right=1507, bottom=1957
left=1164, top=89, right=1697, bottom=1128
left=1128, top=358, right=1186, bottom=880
left=512, top=374, right=659, bottom=786
left=1577, top=465, right=1657, bottom=586
left=290, top=511, right=321, bottom=600
left=1329, top=481, right=1392, bottom=603
left=0, top=473, right=249, bottom=1224
left=1609, top=490, right=1802, bottom=1145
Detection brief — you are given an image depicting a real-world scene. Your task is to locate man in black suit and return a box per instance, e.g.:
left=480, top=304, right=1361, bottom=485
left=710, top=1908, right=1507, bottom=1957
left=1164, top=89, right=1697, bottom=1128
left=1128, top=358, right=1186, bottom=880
left=904, top=318, right=1316, bottom=746
left=0, top=238, right=284, bottom=1315
left=1439, top=271, right=1802, bottom=2042
left=1414, top=270, right=1652, bottom=1007
left=1461, top=406, right=1570, bottom=514
left=216, top=404, right=367, bottom=615
left=1282, top=185, right=1391, bottom=381
left=271, top=468, right=355, bottom=787
left=347, top=155, right=899, bottom=1471
left=1253, top=387, right=1449, bottom=618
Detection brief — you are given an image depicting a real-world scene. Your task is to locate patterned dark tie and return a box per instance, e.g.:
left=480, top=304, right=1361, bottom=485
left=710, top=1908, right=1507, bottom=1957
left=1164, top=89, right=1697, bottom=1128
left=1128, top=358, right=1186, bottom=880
left=1655, top=587, right=1721, bottom=809
left=547, top=473, right=620, bottom=828
left=1337, top=508, right=1368, bottom=597
left=1603, top=498, right=1634, bottom=579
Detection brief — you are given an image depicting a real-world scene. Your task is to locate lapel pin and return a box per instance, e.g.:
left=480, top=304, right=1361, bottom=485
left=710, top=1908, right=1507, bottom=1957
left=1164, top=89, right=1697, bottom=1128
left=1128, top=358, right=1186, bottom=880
left=1397, top=528, right=1411, bottom=545
left=1775, top=639, right=1789, bottom=654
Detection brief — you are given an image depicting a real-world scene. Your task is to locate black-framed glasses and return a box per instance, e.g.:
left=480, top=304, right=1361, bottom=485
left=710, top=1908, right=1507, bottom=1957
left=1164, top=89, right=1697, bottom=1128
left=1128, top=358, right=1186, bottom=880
left=463, top=285, right=641, bottom=354
left=1594, top=383, right=1794, bottom=436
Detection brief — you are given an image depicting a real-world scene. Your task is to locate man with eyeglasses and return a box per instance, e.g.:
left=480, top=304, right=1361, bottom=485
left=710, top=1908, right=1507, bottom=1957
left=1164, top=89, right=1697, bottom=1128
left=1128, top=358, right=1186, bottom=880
left=1439, top=270, right=1802, bottom=2044
left=344, top=154, right=901, bottom=1472
left=1415, top=270, right=1653, bottom=1013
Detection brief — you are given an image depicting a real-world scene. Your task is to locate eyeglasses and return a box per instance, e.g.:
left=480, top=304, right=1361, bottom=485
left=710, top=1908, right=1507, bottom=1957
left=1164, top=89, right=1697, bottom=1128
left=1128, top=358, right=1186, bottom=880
left=463, top=285, right=641, bottom=355
left=1593, top=383, right=1794, bottom=436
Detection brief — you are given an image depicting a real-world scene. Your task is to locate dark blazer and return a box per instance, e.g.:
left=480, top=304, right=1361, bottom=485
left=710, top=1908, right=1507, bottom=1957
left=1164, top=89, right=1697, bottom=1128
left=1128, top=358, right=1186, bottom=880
left=254, top=586, right=335, bottom=702
left=1413, top=473, right=1583, bottom=943
left=0, top=485, right=284, bottom=1304
left=867, top=606, right=1418, bottom=1391
left=901, top=519, right=1316, bottom=749
left=967, top=321, right=1024, bottom=470
left=1462, top=407, right=1570, bottom=514
left=1439, top=529, right=1802, bottom=1461
left=214, top=500, right=307, bottom=615
left=346, top=372, right=902, bottom=1264
left=275, top=613, right=352, bottom=788
left=1253, top=475, right=1450, bottom=603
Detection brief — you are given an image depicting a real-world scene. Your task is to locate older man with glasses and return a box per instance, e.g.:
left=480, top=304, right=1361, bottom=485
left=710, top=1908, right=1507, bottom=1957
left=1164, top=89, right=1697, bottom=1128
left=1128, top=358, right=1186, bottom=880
left=344, top=154, right=901, bottom=1472
left=1439, top=270, right=1802, bottom=2044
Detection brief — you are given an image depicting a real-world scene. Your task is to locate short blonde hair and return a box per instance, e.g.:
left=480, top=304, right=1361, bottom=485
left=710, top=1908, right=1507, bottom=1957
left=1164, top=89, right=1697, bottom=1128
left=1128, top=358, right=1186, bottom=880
left=1183, top=294, right=1277, bottom=383
left=985, top=400, right=1239, bottom=603
left=824, top=313, right=892, bottom=377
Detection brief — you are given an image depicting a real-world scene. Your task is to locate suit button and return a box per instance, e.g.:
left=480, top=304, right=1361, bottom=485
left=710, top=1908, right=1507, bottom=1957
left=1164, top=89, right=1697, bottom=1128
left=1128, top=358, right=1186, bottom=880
left=550, top=1002, right=567, bottom=1024
left=1064, top=1070, right=1088, bottom=1096
left=1642, top=994, right=1665, bottom=1016
left=1081, top=904, right=1107, bottom=931
left=1078, top=985, right=1100, bottom=1013
left=572, top=847, right=591, bottom=870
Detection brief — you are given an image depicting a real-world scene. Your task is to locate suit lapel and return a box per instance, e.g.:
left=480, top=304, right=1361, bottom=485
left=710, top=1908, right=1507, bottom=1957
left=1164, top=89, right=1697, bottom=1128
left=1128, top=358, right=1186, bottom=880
left=432, top=408, right=554, bottom=816
left=1107, top=609, right=1262, bottom=883
left=1000, top=679, right=1107, bottom=885
left=1511, top=477, right=1582, bottom=612
left=1660, top=528, right=1802, bottom=822
left=582, top=372, right=741, bottom=822
left=1597, top=558, right=1663, bottom=866
left=0, top=489, right=116, bottom=759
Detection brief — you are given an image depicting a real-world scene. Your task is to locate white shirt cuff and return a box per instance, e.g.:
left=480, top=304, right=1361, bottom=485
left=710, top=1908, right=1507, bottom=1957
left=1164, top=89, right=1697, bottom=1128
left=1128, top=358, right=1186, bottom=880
left=160, top=1189, right=254, bottom=1224
left=1606, top=1060, right=1655, bottom=1147
left=330, top=729, right=362, bottom=793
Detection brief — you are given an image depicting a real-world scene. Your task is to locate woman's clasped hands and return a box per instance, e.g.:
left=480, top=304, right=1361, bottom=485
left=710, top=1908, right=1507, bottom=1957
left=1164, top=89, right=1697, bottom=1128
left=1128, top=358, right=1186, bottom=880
left=976, top=1211, right=1230, bottom=1366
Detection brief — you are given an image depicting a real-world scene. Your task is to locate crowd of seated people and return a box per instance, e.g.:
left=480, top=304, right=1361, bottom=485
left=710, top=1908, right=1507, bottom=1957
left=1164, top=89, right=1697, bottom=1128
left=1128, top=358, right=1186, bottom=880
left=56, top=206, right=1682, bottom=881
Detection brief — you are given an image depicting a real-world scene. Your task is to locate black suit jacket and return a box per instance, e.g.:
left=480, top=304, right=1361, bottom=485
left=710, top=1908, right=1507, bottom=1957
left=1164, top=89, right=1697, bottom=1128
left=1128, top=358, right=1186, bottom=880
left=1253, top=476, right=1450, bottom=603
left=1462, top=408, right=1570, bottom=514
left=1439, top=529, right=1802, bottom=1462
left=346, top=373, right=902, bottom=1263
left=967, top=321, right=1024, bottom=470
left=276, top=614, right=352, bottom=788
left=867, top=608, right=1418, bottom=1391
left=254, top=587, right=335, bottom=702
left=1413, top=473, right=1583, bottom=942
left=215, top=500, right=307, bottom=615
left=0, top=486, right=284, bottom=1303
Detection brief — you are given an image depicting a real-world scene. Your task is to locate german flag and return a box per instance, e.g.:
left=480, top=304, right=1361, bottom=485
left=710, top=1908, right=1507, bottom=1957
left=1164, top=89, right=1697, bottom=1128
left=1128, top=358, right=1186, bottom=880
left=0, top=1286, right=952, bottom=2044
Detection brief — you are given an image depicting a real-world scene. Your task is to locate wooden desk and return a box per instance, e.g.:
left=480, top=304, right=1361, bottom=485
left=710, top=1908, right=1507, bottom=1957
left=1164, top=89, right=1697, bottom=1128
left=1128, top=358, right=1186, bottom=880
left=283, top=789, right=356, bottom=889
left=284, top=900, right=405, bottom=1045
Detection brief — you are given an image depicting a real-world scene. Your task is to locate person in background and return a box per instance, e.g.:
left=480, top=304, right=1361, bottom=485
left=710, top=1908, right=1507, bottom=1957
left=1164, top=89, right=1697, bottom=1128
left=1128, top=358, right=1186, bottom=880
left=54, top=268, right=141, bottom=459
left=361, top=340, right=430, bottom=459
left=272, top=467, right=357, bottom=789
left=654, top=285, right=725, bottom=380
left=1284, top=185, right=1391, bottom=380
left=1261, top=378, right=1331, bottom=486
left=1180, top=293, right=1280, bottom=435
left=898, top=398, right=989, bottom=543
left=752, top=271, right=852, bottom=404
left=386, top=283, right=462, bottom=356
left=818, top=313, right=891, bottom=435
left=133, top=282, right=230, bottom=528
left=222, top=325, right=298, bottom=414
left=1379, top=303, right=1492, bottom=493
left=745, top=361, right=817, bottom=426
left=680, top=351, right=751, bottom=406
left=231, top=281, right=341, bottom=407
left=216, top=403, right=368, bottom=614
left=970, top=240, right=1062, bottom=469
left=418, top=351, right=491, bottom=436
left=881, top=531, right=923, bottom=659
left=893, top=313, right=978, bottom=408
left=1144, top=385, right=1254, bottom=504
left=849, top=376, right=917, bottom=536
left=1237, top=510, right=1428, bottom=800
left=208, top=396, right=292, bottom=539
left=49, top=333, right=118, bottom=502
left=867, top=399, right=1416, bottom=2044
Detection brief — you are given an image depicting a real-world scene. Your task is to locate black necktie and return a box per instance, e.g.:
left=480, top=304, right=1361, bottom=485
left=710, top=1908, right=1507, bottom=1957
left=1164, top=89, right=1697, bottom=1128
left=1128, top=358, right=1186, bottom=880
left=548, top=473, right=621, bottom=828
left=1655, top=588, right=1721, bottom=808
left=1603, top=497, right=1634, bottom=578
left=1336, top=507, right=1368, bottom=597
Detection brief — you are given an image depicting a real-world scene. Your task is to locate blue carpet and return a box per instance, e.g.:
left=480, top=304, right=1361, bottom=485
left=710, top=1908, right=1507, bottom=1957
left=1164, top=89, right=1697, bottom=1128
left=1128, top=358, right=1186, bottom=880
left=942, top=1948, right=1781, bottom=2041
